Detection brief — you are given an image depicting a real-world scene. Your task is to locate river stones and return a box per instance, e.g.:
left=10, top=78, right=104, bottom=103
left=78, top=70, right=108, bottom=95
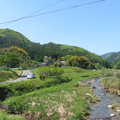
left=108, top=105, right=112, bottom=108
left=86, top=93, right=93, bottom=98
left=110, top=113, right=116, bottom=117
left=117, top=109, right=120, bottom=112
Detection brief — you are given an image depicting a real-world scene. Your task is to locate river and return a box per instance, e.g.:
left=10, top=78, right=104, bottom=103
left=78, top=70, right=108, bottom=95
left=87, top=78, right=120, bottom=120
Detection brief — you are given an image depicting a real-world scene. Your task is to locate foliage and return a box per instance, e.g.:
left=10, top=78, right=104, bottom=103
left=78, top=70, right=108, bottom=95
left=0, top=112, right=25, bottom=120
left=116, top=61, right=120, bottom=69
left=0, top=68, right=70, bottom=101
left=0, top=70, right=22, bottom=82
left=0, top=67, right=112, bottom=119
left=115, top=73, right=120, bottom=78
left=37, top=66, right=64, bottom=78
left=0, top=28, right=112, bottom=68
left=0, top=55, right=4, bottom=66
left=53, top=62, right=58, bottom=67
left=0, top=46, right=37, bottom=68
left=39, top=74, right=46, bottom=80
left=92, top=85, right=96, bottom=89
left=4, top=52, right=20, bottom=68
left=100, top=70, right=120, bottom=96
left=105, top=52, right=120, bottom=65
left=66, top=55, right=95, bottom=69
left=11, top=46, right=28, bottom=55
left=101, top=52, right=114, bottom=59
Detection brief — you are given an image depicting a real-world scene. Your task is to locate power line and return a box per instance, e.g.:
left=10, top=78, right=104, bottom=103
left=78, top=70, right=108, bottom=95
left=28, top=0, right=106, bottom=18
left=0, top=0, right=64, bottom=26
left=0, top=0, right=105, bottom=27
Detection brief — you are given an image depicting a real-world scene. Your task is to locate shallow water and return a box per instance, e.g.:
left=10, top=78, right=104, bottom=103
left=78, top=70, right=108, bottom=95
left=87, top=78, right=120, bottom=120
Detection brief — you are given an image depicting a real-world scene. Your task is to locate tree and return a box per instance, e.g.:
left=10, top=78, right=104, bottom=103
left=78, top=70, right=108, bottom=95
left=67, top=55, right=91, bottom=69
left=4, top=52, right=20, bottom=68
left=0, top=55, right=5, bottom=66
left=53, top=62, right=58, bottom=67
left=116, top=61, right=120, bottom=69
left=44, top=55, right=49, bottom=63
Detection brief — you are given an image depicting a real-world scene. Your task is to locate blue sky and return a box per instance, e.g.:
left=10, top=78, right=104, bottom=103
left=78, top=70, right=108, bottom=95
left=0, top=0, right=120, bottom=55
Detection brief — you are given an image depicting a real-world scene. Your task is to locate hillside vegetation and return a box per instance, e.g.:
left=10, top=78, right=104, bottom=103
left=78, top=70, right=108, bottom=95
left=105, top=52, right=120, bottom=65
left=0, top=28, right=112, bottom=68
left=101, top=52, right=114, bottom=59
left=0, top=70, right=22, bottom=82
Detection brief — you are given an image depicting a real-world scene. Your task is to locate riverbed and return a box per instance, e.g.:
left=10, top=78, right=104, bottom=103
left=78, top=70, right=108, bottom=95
left=87, top=78, right=120, bottom=120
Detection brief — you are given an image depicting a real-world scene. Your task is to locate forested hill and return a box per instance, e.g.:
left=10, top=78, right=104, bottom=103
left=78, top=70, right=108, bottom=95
left=105, top=52, right=120, bottom=65
left=101, top=52, right=114, bottom=59
left=0, top=28, right=112, bottom=68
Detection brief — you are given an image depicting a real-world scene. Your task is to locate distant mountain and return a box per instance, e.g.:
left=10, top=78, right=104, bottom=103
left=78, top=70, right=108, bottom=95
left=0, top=28, right=112, bottom=68
left=105, top=52, right=120, bottom=64
left=101, top=52, right=114, bottom=59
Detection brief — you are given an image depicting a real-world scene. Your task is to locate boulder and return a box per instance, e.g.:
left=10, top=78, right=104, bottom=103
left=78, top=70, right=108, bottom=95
left=110, top=113, right=116, bottom=117
left=108, top=105, right=112, bottom=108
left=86, top=93, right=93, bottom=98
left=117, top=109, right=120, bottom=112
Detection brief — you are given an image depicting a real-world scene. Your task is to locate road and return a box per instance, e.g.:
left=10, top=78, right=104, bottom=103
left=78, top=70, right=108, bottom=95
left=0, top=70, right=32, bottom=84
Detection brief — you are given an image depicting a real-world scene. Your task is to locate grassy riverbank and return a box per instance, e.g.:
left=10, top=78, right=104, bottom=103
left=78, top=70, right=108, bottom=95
left=0, top=67, right=112, bottom=119
left=0, top=70, right=22, bottom=82
left=100, top=70, right=120, bottom=96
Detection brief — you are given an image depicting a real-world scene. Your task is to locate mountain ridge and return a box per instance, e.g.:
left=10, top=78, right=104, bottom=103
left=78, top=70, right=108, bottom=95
left=0, top=28, right=112, bottom=68
left=101, top=52, right=114, bottom=59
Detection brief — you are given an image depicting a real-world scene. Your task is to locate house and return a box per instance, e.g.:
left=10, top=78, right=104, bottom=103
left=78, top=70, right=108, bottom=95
left=46, top=62, right=54, bottom=66
left=39, top=62, right=47, bottom=66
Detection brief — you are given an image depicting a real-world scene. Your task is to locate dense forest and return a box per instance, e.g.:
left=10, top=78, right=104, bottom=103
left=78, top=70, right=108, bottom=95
left=105, top=52, right=120, bottom=65
left=0, top=46, right=38, bottom=68
left=101, top=52, right=114, bottom=59
left=0, top=28, right=112, bottom=68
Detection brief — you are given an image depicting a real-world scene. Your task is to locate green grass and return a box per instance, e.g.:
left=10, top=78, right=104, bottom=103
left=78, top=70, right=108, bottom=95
left=0, top=67, right=112, bottom=119
left=100, top=70, right=120, bottom=95
left=0, top=70, right=22, bottom=82
left=0, top=112, right=25, bottom=120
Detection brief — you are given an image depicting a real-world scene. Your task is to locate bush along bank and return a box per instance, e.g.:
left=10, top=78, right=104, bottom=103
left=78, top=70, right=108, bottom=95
left=0, top=67, right=72, bottom=101
left=1, top=81, right=100, bottom=120
left=100, top=71, right=120, bottom=96
left=0, top=70, right=22, bottom=82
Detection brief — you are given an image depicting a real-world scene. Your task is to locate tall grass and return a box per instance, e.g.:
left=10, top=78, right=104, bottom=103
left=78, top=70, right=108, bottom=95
left=0, top=112, right=25, bottom=120
left=0, top=67, right=112, bottom=119
left=0, top=70, right=22, bottom=82
left=100, top=70, right=120, bottom=95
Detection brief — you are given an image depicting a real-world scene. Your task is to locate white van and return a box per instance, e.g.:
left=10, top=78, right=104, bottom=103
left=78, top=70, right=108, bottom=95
left=27, top=73, right=36, bottom=79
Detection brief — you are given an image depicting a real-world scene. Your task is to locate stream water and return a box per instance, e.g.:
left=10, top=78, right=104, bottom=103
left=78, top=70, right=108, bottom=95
left=87, top=78, right=120, bottom=120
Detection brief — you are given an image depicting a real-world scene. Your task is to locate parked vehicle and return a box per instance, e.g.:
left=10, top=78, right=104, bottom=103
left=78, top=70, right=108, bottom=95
left=27, top=73, right=36, bottom=79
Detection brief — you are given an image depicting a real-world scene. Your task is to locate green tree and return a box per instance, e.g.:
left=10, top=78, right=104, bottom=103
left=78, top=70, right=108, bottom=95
left=67, top=56, right=90, bottom=69
left=4, top=52, right=20, bottom=68
left=116, top=61, right=120, bottom=69
left=0, top=55, right=5, bottom=66
left=53, top=62, right=58, bottom=67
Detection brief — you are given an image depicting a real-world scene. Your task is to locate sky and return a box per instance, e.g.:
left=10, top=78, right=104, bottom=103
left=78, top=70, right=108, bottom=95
left=0, top=0, right=120, bottom=55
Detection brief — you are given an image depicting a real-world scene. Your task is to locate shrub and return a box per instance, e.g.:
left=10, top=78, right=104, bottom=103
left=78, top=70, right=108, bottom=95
left=53, top=62, right=58, bottom=67
left=37, top=66, right=64, bottom=78
left=115, top=73, right=120, bottom=78
left=59, top=63, right=63, bottom=67
left=0, top=69, right=70, bottom=101
left=116, top=61, right=120, bottom=69
left=92, top=85, right=96, bottom=89
left=39, top=74, right=46, bottom=80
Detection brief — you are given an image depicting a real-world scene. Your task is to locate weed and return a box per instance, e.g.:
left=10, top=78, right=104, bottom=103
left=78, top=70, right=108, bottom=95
left=92, top=85, right=96, bottom=89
